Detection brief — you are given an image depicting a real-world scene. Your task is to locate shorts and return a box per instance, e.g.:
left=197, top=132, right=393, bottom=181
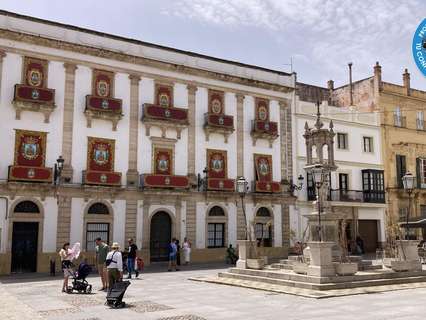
left=169, top=254, right=177, bottom=262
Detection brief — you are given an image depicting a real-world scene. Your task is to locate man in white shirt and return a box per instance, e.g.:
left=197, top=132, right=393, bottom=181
left=106, top=242, right=123, bottom=288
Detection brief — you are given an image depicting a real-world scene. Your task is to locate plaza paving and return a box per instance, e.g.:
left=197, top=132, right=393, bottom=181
left=2, top=264, right=426, bottom=320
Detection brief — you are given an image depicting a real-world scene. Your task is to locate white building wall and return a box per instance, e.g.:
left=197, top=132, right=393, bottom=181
left=112, top=200, right=126, bottom=248
left=42, top=197, right=58, bottom=252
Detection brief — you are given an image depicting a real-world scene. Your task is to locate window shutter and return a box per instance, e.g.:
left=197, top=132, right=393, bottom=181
left=416, top=158, right=421, bottom=188
left=396, top=155, right=406, bottom=188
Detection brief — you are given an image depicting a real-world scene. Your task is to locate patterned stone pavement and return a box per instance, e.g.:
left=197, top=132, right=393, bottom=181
left=1, top=266, right=426, bottom=320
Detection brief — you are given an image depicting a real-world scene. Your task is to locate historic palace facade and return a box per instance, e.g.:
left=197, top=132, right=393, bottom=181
left=0, top=11, right=295, bottom=274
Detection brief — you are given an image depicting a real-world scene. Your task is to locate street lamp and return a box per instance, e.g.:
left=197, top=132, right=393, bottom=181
left=236, top=176, right=250, bottom=241
left=197, top=167, right=209, bottom=192
left=54, top=155, right=65, bottom=186
left=311, top=164, right=325, bottom=242
left=286, top=174, right=304, bottom=193
left=402, top=171, right=416, bottom=240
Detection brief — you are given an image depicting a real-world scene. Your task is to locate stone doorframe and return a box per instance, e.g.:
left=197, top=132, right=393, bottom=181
left=7, top=197, right=45, bottom=272
left=82, top=200, right=114, bottom=251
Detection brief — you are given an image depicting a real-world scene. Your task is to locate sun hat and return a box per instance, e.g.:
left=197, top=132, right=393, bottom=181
left=111, top=242, right=120, bottom=249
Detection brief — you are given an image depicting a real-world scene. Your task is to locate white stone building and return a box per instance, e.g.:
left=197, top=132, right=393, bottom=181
left=290, top=83, right=386, bottom=253
left=0, top=11, right=295, bottom=274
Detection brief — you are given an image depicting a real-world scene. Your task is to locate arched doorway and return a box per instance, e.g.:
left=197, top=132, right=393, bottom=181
left=11, top=200, right=41, bottom=273
left=150, top=211, right=172, bottom=262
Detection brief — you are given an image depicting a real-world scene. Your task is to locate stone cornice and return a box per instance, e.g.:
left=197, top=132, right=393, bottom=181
left=0, top=28, right=294, bottom=94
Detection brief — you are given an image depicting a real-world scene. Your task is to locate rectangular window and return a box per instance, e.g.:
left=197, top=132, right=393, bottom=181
left=86, top=223, right=109, bottom=251
left=396, top=154, right=406, bottom=188
left=362, top=169, right=385, bottom=203
left=421, top=205, right=426, bottom=218
left=363, top=137, right=373, bottom=153
left=207, top=223, right=224, bottom=248
left=418, top=158, right=426, bottom=188
left=339, top=173, right=349, bottom=191
left=399, top=208, right=408, bottom=222
left=417, top=111, right=425, bottom=130
left=394, top=107, right=402, bottom=127
left=337, top=133, right=348, bottom=150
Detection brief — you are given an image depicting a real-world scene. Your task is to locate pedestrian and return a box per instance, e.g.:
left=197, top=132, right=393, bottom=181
left=168, top=238, right=178, bottom=271
left=95, top=237, right=109, bottom=290
left=226, top=244, right=238, bottom=264
left=106, top=242, right=123, bottom=288
left=183, top=237, right=191, bottom=265
left=59, top=242, right=72, bottom=293
left=126, top=238, right=139, bottom=279
left=176, top=239, right=181, bottom=267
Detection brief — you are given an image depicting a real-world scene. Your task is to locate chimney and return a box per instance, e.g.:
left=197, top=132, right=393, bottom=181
left=403, top=68, right=410, bottom=96
left=348, top=63, right=353, bottom=106
left=374, top=61, right=382, bottom=92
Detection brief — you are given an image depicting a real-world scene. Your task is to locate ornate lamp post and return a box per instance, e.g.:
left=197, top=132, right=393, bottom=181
left=236, top=176, right=250, bottom=241
left=197, top=167, right=209, bottom=191
left=54, top=155, right=65, bottom=186
left=402, top=171, right=416, bottom=239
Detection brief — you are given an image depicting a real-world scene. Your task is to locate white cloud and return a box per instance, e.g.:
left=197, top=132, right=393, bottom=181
left=167, top=0, right=424, bottom=86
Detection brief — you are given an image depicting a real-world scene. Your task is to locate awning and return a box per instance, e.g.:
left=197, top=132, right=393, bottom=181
left=399, top=218, right=426, bottom=228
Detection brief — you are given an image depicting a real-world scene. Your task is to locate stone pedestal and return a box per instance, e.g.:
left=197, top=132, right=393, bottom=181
left=236, top=240, right=258, bottom=269
left=307, top=241, right=336, bottom=277
left=394, top=240, right=422, bottom=271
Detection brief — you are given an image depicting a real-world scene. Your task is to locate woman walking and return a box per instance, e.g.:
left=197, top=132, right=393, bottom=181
left=59, top=242, right=72, bottom=293
left=183, top=237, right=191, bottom=265
left=106, top=242, right=123, bottom=288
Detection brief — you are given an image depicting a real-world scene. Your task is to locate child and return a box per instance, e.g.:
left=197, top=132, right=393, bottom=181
left=136, top=256, right=144, bottom=278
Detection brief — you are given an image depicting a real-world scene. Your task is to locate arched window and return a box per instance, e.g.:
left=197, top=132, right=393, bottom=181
left=87, top=203, right=109, bottom=215
left=14, top=201, right=40, bottom=213
left=256, top=207, right=271, bottom=217
left=209, top=206, right=225, bottom=216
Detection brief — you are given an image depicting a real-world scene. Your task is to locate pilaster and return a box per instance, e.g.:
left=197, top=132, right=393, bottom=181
left=56, top=196, right=72, bottom=250
left=126, top=74, right=141, bottom=186
left=236, top=93, right=245, bottom=177
left=185, top=200, right=196, bottom=247
left=0, top=50, right=6, bottom=101
left=61, top=63, right=78, bottom=182
left=187, top=84, right=198, bottom=184
left=125, top=199, right=137, bottom=242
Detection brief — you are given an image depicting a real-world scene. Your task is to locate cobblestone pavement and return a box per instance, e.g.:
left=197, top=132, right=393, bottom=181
left=2, top=265, right=426, bottom=320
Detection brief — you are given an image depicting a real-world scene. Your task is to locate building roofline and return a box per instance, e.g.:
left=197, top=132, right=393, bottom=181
left=0, top=9, right=292, bottom=77
left=333, top=76, right=373, bottom=90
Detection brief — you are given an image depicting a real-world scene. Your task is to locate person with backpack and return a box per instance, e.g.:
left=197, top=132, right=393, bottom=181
left=106, top=242, right=123, bottom=288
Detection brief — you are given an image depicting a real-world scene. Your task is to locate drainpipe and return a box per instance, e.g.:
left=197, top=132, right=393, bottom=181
left=348, top=62, right=353, bottom=106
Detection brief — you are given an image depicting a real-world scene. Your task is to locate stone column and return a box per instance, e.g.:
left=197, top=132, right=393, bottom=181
left=279, top=99, right=292, bottom=181
left=56, top=197, right=72, bottom=250
left=126, top=74, right=141, bottom=186
left=175, top=201, right=182, bottom=242
left=142, top=200, right=151, bottom=259
left=187, top=84, right=198, bottom=183
left=186, top=200, right=196, bottom=247
left=61, top=63, right=78, bottom=182
left=236, top=93, right=246, bottom=240
left=281, top=203, right=290, bottom=252
left=125, top=199, right=137, bottom=242
left=0, top=50, right=6, bottom=101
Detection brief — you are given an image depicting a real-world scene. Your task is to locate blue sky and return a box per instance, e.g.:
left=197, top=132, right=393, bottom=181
left=1, top=0, right=425, bottom=89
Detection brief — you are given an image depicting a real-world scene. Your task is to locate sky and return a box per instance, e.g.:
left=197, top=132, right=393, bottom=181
left=0, top=0, right=425, bottom=89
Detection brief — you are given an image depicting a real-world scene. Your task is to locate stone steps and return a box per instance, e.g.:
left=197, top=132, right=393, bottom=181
left=219, top=270, right=426, bottom=291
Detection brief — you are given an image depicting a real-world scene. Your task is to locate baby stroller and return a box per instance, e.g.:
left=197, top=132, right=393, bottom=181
left=67, top=262, right=92, bottom=294
left=106, top=280, right=130, bottom=308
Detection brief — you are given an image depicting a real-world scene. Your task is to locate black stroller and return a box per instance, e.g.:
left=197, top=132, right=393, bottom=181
left=106, top=280, right=130, bottom=308
left=67, top=262, right=93, bottom=294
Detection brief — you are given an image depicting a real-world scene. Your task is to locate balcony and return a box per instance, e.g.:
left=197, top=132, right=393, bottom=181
left=394, top=115, right=407, bottom=128
left=82, top=170, right=122, bottom=186
left=251, top=120, right=278, bottom=147
left=8, top=165, right=52, bottom=183
left=84, top=95, right=123, bottom=131
left=204, top=113, right=234, bottom=142
left=253, top=181, right=281, bottom=193
left=141, top=103, right=189, bottom=139
left=207, top=178, right=235, bottom=191
left=140, top=174, right=190, bottom=189
left=13, top=84, right=56, bottom=123
left=307, top=188, right=385, bottom=203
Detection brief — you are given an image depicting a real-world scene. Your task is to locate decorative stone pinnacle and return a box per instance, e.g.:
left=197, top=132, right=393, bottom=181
left=314, top=101, right=323, bottom=130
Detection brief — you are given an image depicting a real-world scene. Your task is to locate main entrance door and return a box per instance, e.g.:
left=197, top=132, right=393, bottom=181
left=150, top=211, right=171, bottom=262
left=11, top=222, right=38, bottom=273
left=358, top=220, right=378, bottom=253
